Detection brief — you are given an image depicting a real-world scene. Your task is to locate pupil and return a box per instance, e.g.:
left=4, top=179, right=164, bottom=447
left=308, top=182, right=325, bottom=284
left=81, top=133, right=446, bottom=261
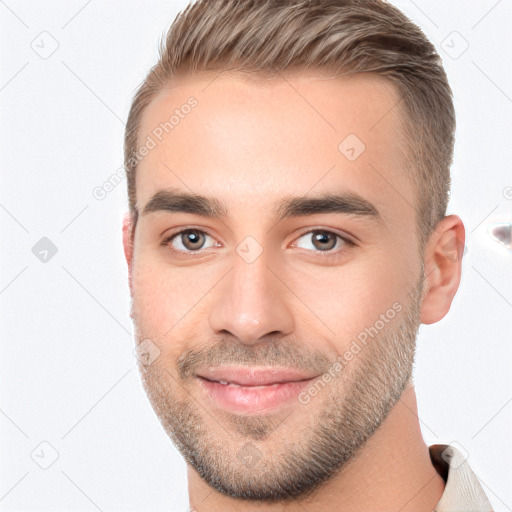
left=314, top=232, right=335, bottom=250
left=184, top=231, right=203, bottom=249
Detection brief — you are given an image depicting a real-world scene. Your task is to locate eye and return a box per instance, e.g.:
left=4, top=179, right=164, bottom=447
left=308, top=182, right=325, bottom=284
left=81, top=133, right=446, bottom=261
left=163, top=228, right=219, bottom=253
left=161, top=227, right=355, bottom=258
left=291, top=229, right=355, bottom=256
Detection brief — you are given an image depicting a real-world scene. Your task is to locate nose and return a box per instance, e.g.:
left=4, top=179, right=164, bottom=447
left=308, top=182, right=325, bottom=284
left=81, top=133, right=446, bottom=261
left=208, top=251, right=294, bottom=345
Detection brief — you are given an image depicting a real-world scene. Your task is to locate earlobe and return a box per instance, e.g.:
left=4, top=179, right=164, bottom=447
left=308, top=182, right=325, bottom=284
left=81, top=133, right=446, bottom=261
left=420, top=215, right=466, bottom=325
left=122, top=211, right=134, bottom=295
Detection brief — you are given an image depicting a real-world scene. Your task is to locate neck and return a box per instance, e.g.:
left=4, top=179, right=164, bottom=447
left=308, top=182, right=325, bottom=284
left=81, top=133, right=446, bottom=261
left=187, top=383, right=445, bottom=511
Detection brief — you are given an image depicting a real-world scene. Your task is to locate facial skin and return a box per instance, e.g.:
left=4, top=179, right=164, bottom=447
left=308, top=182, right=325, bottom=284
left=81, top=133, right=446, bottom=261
left=122, top=72, right=465, bottom=511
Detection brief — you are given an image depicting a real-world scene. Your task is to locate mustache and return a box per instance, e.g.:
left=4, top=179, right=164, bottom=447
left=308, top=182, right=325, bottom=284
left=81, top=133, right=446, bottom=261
left=176, top=337, right=335, bottom=381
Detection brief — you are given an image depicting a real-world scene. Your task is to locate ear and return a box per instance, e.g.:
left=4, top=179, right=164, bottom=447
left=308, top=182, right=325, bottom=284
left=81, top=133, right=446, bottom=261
left=122, top=211, right=135, bottom=296
left=420, top=214, right=466, bottom=325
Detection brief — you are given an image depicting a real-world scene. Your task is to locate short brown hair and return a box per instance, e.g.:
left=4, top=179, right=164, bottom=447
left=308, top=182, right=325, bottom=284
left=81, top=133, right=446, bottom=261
left=124, top=0, right=455, bottom=250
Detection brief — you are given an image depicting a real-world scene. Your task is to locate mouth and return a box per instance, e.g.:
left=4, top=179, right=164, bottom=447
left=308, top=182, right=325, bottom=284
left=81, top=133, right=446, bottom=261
left=195, top=366, right=319, bottom=386
left=195, top=366, right=319, bottom=414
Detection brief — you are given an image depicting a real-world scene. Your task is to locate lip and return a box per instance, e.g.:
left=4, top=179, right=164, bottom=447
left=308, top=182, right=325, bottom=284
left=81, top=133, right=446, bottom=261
left=195, top=366, right=319, bottom=386
left=195, top=366, right=319, bottom=414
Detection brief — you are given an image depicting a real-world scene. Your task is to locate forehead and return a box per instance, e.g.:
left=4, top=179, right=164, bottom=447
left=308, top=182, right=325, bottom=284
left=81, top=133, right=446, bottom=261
left=135, top=71, right=416, bottom=233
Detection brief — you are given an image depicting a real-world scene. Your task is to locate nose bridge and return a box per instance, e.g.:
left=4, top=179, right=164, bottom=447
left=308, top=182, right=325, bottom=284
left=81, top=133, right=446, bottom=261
left=208, top=244, right=294, bottom=344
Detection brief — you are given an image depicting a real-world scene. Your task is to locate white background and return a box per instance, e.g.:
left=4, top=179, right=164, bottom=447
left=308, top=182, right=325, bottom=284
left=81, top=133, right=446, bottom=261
left=1, top=0, right=511, bottom=510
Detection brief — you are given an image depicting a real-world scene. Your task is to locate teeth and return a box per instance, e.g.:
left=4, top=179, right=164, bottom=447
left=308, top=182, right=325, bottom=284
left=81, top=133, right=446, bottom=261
left=216, top=380, right=280, bottom=388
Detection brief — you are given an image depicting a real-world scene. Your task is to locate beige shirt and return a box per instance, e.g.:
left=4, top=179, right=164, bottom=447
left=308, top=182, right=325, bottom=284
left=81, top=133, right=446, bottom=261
left=430, top=444, right=494, bottom=511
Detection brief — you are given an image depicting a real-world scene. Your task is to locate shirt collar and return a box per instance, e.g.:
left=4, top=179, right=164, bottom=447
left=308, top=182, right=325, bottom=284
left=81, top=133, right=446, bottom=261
left=429, top=444, right=493, bottom=512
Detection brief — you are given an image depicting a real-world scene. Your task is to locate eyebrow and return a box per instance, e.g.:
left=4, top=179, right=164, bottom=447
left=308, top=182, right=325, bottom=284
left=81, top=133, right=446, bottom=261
left=142, top=188, right=382, bottom=223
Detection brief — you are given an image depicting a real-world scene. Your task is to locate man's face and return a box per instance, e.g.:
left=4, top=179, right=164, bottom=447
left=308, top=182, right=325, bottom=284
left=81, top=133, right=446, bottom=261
left=126, top=72, right=426, bottom=501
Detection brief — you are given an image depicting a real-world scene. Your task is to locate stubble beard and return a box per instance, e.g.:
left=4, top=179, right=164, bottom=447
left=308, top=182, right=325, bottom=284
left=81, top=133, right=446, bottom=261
left=134, top=278, right=424, bottom=503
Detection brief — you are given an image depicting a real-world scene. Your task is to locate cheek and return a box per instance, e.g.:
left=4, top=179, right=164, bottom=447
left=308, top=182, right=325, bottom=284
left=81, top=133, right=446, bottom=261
left=131, top=258, right=180, bottom=340
left=130, top=256, right=217, bottom=349
left=289, top=252, right=410, bottom=343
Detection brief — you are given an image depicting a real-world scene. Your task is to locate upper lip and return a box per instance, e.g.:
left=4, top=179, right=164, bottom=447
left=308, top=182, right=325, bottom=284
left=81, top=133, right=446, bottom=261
left=196, top=366, right=319, bottom=386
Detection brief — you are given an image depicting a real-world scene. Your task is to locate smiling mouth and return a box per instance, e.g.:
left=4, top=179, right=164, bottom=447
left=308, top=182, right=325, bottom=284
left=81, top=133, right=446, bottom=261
left=195, top=365, right=319, bottom=387
left=201, top=376, right=283, bottom=388
left=196, top=372, right=318, bottom=415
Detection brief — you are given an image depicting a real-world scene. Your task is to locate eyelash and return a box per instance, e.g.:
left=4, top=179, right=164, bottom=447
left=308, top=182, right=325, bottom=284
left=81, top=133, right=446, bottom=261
left=161, top=227, right=356, bottom=259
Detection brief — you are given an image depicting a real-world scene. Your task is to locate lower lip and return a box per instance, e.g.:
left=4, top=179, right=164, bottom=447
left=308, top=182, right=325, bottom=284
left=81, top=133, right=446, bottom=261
left=197, top=376, right=316, bottom=414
